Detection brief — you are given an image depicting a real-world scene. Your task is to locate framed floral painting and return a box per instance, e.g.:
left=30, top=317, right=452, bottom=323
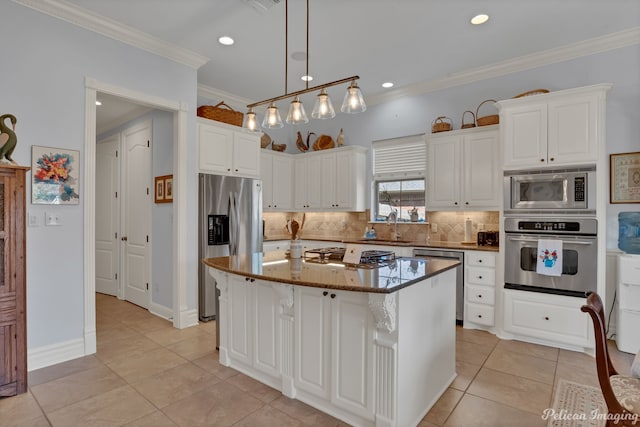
left=31, top=145, right=80, bottom=204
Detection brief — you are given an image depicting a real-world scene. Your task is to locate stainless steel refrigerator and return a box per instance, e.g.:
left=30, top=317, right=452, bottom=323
left=198, top=174, right=262, bottom=335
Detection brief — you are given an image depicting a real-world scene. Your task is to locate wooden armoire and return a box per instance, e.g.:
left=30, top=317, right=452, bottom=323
left=0, top=165, right=28, bottom=396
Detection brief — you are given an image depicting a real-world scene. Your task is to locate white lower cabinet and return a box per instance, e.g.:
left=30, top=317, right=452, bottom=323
left=617, top=254, right=640, bottom=353
left=463, top=251, right=496, bottom=330
left=222, top=274, right=283, bottom=386
left=503, top=289, right=592, bottom=349
left=294, top=286, right=374, bottom=420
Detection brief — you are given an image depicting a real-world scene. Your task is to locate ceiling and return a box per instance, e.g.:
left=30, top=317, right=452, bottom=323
left=40, top=0, right=640, bottom=130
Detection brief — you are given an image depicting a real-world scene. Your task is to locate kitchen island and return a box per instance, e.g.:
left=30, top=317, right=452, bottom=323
left=204, top=253, right=459, bottom=427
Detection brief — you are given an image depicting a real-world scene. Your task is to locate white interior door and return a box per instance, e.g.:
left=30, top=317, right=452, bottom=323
left=95, top=135, right=120, bottom=296
left=122, top=121, right=152, bottom=308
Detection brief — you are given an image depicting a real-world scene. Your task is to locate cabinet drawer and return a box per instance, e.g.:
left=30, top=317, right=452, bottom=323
left=617, top=309, right=640, bottom=354
left=466, top=267, right=495, bottom=286
left=466, top=252, right=496, bottom=268
left=504, top=291, right=590, bottom=347
left=618, top=255, right=640, bottom=285
left=466, top=284, right=495, bottom=305
left=619, top=282, right=640, bottom=311
left=465, top=304, right=494, bottom=326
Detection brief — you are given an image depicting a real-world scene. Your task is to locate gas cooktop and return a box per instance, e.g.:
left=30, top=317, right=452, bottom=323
left=304, top=247, right=396, bottom=268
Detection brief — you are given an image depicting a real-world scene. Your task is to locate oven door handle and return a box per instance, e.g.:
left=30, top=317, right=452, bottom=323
left=506, top=236, right=595, bottom=245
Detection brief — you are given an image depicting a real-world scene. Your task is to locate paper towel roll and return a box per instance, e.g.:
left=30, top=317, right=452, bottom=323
left=464, top=218, right=472, bottom=242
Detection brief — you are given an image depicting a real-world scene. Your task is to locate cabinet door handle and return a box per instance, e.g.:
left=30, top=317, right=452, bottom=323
left=250, top=278, right=255, bottom=282
left=549, top=158, right=554, bottom=162
left=323, top=291, right=328, bottom=296
left=454, top=202, right=458, bottom=206
left=235, top=168, right=239, bottom=172
left=478, top=294, right=482, bottom=298
left=477, top=314, right=483, bottom=318
left=121, top=236, right=128, bottom=241
left=227, top=168, right=231, bottom=171
left=478, top=276, right=483, bottom=279
left=330, top=293, right=336, bottom=299
left=478, top=259, right=483, bottom=263
left=465, top=202, right=469, bottom=205
left=544, top=316, right=550, bottom=321
left=540, top=158, right=545, bottom=162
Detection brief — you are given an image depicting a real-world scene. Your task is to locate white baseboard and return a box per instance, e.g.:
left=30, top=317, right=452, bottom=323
left=28, top=337, right=86, bottom=371
left=150, top=302, right=173, bottom=320
left=176, top=308, right=199, bottom=329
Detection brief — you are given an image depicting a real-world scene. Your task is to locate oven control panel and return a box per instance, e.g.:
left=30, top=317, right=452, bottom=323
left=517, top=221, right=581, bottom=232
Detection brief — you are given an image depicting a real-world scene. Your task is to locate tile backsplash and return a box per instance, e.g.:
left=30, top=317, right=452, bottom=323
left=263, top=210, right=499, bottom=243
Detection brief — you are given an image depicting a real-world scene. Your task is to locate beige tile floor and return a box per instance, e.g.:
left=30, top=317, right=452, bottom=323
left=1, top=293, right=634, bottom=427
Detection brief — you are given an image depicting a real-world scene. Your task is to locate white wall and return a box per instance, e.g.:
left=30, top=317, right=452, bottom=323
left=203, top=44, right=640, bottom=250
left=1, top=2, right=198, bottom=353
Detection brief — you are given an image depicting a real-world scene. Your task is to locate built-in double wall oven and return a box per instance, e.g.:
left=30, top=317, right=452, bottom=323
left=504, top=217, right=597, bottom=297
left=503, top=167, right=598, bottom=298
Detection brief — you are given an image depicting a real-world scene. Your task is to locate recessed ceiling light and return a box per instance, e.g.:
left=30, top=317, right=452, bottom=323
left=95, top=100, right=102, bottom=106
left=470, top=14, right=489, bottom=25
left=382, top=82, right=394, bottom=88
left=218, top=36, right=234, bottom=46
left=301, top=75, right=313, bottom=82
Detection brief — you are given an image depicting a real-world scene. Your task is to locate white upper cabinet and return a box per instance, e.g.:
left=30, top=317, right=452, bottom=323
left=197, top=118, right=260, bottom=178
left=294, top=146, right=366, bottom=211
left=261, top=151, right=293, bottom=211
left=498, top=84, right=611, bottom=170
left=427, top=126, right=500, bottom=210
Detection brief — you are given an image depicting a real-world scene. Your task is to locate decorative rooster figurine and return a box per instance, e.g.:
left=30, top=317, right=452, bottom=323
left=306, top=131, right=316, bottom=150
left=0, top=114, right=19, bottom=165
left=295, top=131, right=308, bottom=152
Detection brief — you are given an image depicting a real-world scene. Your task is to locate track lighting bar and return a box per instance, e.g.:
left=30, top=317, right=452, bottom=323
left=246, top=75, right=360, bottom=109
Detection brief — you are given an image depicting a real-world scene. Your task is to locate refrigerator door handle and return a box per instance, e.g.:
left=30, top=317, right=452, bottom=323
left=229, top=191, right=241, bottom=256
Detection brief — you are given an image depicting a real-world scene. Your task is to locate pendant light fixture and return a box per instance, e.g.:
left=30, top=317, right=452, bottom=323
left=244, top=0, right=365, bottom=130
left=243, top=108, right=261, bottom=132
left=341, top=80, right=367, bottom=113
left=312, top=88, right=336, bottom=119
left=262, top=102, right=283, bottom=129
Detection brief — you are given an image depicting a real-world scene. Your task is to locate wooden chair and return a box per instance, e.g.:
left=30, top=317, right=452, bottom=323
left=581, top=292, right=640, bottom=426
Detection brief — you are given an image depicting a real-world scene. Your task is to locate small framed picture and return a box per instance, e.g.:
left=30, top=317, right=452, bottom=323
left=610, top=152, right=640, bottom=204
left=165, top=176, right=173, bottom=201
left=154, top=174, right=173, bottom=204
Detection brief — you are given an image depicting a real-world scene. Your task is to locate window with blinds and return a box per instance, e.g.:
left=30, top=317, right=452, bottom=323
left=372, top=134, right=427, bottom=221
left=372, top=134, right=426, bottom=179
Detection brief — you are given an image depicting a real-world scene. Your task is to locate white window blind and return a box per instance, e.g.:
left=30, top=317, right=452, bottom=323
left=372, top=134, right=426, bottom=179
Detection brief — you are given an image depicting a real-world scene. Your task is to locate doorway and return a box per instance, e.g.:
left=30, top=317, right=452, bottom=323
left=96, top=119, right=152, bottom=309
left=84, top=78, right=190, bottom=356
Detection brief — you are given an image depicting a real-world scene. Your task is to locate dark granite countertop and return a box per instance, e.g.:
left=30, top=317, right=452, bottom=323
left=203, top=253, right=460, bottom=294
left=264, top=236, right=499, bottom=252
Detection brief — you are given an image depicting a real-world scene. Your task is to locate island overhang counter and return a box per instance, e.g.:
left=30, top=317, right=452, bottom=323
left=204, top=254, right=460, bottom=427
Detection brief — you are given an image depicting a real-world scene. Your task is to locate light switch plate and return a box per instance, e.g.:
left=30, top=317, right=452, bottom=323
left=431, top=223, right=438, bottom=233
left=28, top=214, right=38, bottom=227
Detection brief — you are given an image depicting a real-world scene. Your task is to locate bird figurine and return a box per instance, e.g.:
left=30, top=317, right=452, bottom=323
left=0, top=114, right=19, bottom=165
left=295, top=131, right=308, bottom=152
left=336, top=128, right=344, bottom=146
left=306, top=131, right=316, bottom=150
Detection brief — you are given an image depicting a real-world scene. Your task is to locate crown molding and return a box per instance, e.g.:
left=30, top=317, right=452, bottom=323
left=197, top=83, right=255, bottom=110
left=367, top=27, right=640, bottom=106
left=13, top=0, right=209, bottom=69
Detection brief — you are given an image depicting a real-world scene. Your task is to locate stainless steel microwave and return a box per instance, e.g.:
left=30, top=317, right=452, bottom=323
left=504, top=168, right=596, bottom=213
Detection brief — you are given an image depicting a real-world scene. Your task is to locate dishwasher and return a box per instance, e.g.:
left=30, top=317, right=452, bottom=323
left=413, top=249, right=464, bottom=325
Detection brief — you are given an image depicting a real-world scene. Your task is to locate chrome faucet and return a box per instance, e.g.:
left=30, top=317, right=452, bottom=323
left=386, top=210, right=401, bottom=241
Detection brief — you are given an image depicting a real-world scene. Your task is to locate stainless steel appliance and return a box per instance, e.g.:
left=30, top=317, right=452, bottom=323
left=477, top=231, right=499, bottom=247
left=304, top=247, right=396, bottom=268
left=413, top=249, right=464, bottom=324
left=504, top=168, right=595, bottom=214
left=504, top=217, right=597, bottom=297
left=198, top=174, right=262, bottom=342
